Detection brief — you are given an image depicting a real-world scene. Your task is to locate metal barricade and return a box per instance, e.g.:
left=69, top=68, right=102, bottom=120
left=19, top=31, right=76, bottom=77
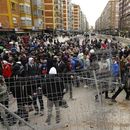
left=0, top=68, right=129, bottom=130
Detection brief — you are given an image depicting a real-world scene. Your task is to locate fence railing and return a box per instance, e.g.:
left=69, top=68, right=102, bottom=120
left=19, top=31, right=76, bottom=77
left=0, top=68, right=121, bottom=130
left=0, top=103, right=35, bottom=130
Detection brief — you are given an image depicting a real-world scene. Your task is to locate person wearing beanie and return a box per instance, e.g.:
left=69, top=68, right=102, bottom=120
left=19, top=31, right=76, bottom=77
left=42, top=67, right=65, bottom=125
left=49, top=67, right=57, bottom=74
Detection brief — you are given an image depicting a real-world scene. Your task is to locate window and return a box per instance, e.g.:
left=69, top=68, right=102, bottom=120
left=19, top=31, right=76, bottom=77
left=11, top=2, right=16, bottom=11
left=21, top=17, right=32, bottom=26
left=20, top=4, right=31, bottom=14
left=38, top=10, right=43, bottom=16
left=20, top=4, right=24, bottom=12
left=13, top=17, right=17, bottom=24
left=26, top=6, right=31, bottom=14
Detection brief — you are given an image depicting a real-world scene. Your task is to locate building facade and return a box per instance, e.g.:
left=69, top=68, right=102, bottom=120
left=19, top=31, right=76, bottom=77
left=19, top=0, right=32, bottom=30
left=54, top=0, right=63, bottom=30
left=44, top=0, right=54, bottom=30
left=31, top=0, right=44, bottom=30
left=68, top=1, right=73, bottom=31
left=63, top=0, right=68, bottom=30
left=119, top=0, right=130, bottom=37
left=44, top=0, right=63, bottom=30
left=72, top=4, right=80, bottom=31
left=95, top=17, right=101, bottom=32
left=0, top=0, right=88, bottom=32
left=0, top=0, right=20, bottom=31
left=80, top=11, right=88, bottom=32
left=95, top=0, right=119, bottom=35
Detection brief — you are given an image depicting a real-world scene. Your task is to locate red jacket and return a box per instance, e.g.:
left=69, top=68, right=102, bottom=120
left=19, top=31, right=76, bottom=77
left=2, top=63, right=12, bottom=78
left=101, top=43, right=107, bottom=49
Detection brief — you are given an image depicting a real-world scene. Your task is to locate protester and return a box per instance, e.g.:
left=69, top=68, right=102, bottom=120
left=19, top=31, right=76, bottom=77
left=42, top=67, right=65, bottom=125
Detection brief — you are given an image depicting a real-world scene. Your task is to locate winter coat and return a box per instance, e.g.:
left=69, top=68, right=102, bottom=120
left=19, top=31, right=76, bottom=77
left=71, top=57, right=83, bottom=71
left=56, top=61, right=67, bottom=73
left=25, top=63, right=39, bottom=76
left=42, top=75, right=65, bottom=101
left=111, top=62, right=119, bottom=77
left=125, top=63, right=130, bottom=78
left=2, top=63, right=12, bottom=78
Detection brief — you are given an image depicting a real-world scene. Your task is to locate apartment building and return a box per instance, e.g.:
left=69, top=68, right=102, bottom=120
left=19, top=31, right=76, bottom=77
left=31, top=0, right=44, bottom=30
left=0, top=0, right=88, bottom=32
left=0, top=0, right=44, bottom=31
left=0, top=0, right=20, bottom=31
left=95, top=17, right=101, bottom=31
left=68, top=0, right=73, bottom=31
left=95, top=0, right=119, bottom=34
left=80, top=12, right=88, bottom=32
left=54, top=0, right=63, bottom=30
left=19, top=0, right=32, bottom=30
left=119, top=0, right=130, bottom=36
left=80, top=11, right=88, bottom=32
left=44, top=0, right=54, bottom=30
left=63, top=0, right=68, bottom=30
left=44, top=0, right=63, bottom=30
left=72, top=4, right=80, bottom=31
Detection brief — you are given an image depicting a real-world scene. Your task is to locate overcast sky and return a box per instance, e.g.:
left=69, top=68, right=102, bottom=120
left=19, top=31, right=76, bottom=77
left=71, top=0, right=109, bottom=27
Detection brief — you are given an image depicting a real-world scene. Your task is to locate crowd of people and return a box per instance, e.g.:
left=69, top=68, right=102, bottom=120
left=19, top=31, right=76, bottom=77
left=0, top=32, right=130, bottom=126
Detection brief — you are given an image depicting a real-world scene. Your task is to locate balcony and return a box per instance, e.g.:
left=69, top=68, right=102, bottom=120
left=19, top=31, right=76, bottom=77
left=20, top=4, right=31, bottom=15
left=54, top=0, right=60, bottom=5
left=32, top=0, right=43, bottom=9
left=33, top=9, right=43, bottom=17
left=54, top=5, right=61, bottom=10
left=55, top=12, right=62, bottom=17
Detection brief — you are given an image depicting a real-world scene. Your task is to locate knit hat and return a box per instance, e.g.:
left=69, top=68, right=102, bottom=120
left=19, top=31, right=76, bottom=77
left=28, top=57, right=34, bottom=66
left=90, top=49, right=95, bottom=54
left=49, top=67, right=57, bottom=75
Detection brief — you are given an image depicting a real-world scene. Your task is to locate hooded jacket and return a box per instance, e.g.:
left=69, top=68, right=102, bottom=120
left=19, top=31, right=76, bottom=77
left=112, top=62, right=119, bottom=77
left=42, top=67, right=65, bottom=101
left=25, top=57, right=39, bottom=76
left=2, top=60, right=12, bottom=78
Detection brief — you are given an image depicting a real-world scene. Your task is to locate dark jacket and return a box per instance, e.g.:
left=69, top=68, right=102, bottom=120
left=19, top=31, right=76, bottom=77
left=42, top=75, right=65, bottom=101
left=25, top=63, right=39, bottom=76
left=56, top=61, right=67, bottom=73
left=14, top=77, right=28, bottom=104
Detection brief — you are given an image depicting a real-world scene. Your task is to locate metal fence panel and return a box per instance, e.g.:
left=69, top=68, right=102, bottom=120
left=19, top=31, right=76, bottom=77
left=0, top=46, right=129, bottom=130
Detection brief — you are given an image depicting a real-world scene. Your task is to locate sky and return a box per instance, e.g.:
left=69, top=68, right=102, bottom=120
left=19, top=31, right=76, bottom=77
left=72, top=0, right=109, bottom=27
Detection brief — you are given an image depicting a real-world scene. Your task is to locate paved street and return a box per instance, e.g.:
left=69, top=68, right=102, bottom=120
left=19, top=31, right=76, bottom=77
left=1, top=84, right=130, bottom=130
left=1, top=35, right=130, bottom=130
left=97, top=34, right=130, bottom=46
